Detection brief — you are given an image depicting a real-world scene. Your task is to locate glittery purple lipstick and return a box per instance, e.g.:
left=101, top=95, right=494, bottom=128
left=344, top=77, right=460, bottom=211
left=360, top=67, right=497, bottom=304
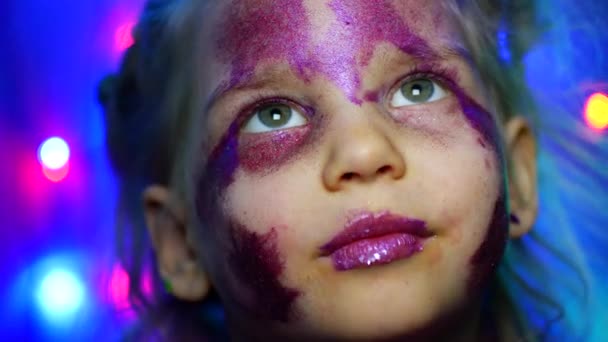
left=320, top=212, right=432, bottom=271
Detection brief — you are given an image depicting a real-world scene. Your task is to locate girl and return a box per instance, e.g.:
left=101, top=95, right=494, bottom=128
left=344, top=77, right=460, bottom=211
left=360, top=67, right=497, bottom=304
left=98, top=0, right=606, bottom=340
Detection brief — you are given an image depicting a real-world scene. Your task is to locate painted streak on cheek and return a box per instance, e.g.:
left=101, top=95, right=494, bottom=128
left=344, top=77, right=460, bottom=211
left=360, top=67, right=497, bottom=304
left=196, top=124, right=305, bottom=322
left=452, top=89, right=509, bottom=295
left=198, top=122, right=241, bottom=197
left=239, top=126, right=310, bottom=173
left=228, top=222, right=300, bottom=322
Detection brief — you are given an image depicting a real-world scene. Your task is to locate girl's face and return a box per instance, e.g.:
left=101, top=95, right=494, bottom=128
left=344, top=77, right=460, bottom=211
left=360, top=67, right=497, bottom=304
left=195, top=0, right=508, bottom=339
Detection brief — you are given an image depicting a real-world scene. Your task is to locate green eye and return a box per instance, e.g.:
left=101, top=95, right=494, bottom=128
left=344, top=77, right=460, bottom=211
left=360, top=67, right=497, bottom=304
left=401, top=79, right=434, bottom=103
left=258, top=105, right=293, bottom=128
left=391, top=78, right=447, bottom=107
left=242, top=103, right=308, bottom=133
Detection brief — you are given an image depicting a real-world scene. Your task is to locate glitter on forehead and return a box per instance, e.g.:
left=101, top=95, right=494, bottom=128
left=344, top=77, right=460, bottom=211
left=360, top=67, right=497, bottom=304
left=318, top=0, right=435, bottom=103
left=215, top=0, right=436, bottom=104
left=216, top=0, right=313, bottom=89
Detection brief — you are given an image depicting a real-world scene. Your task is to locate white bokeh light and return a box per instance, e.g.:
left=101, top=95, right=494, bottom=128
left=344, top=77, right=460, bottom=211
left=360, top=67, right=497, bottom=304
left=38, top=137, right=70, bottom=170
left=36, top=269, right=85, bottom=318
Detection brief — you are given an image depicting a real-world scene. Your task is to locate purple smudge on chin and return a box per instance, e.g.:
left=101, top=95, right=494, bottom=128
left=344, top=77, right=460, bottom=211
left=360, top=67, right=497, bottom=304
left=229, top=223, right=300, bottom=322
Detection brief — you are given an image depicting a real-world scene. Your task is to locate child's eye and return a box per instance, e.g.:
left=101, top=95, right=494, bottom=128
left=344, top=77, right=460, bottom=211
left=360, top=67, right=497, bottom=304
left=390, top=78, right=448, bottom=107
left=242, top=104, right=308, bottom=133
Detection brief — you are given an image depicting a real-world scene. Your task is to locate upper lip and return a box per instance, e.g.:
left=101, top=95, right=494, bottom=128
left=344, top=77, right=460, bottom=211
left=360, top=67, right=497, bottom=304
left=320, top=211, right=432, bottom=256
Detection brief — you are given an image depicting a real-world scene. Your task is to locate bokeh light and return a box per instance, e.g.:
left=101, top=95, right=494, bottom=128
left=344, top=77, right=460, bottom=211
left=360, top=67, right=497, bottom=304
left=115, top=21, right=135, bottom=51
left=585, top=92, right=608, bottom=131
left=42, top=163, right=70, bottom=183
left=108, top=264, right=131, bottom=311
left=36, top=269, right=85, bottom=320
left=38, top=137, right=70, bottom=170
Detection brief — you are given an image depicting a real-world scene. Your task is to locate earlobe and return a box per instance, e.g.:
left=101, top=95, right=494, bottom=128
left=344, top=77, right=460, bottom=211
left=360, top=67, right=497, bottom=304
left=504, top=117, right=538, bottom=238
left=143, top=185, right=211, bottom=301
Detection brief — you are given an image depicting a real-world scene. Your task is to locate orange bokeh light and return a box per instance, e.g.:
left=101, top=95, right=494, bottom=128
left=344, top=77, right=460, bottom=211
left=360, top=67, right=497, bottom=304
left=585, top=93, right=608, bottom=131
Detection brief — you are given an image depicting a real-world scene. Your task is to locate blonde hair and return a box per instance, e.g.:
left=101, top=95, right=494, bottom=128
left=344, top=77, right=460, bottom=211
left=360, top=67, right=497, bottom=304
left=98, top=0, right=602, bottom=339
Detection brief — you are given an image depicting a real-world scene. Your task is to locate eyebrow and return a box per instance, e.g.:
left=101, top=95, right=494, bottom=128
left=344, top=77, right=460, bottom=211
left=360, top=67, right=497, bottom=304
left=406, top=40, right=472, bottom=64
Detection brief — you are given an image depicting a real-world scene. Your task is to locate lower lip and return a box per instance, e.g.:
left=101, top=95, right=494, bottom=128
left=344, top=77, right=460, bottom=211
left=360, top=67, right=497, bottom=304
left=328, top=233, right=427, bottom=271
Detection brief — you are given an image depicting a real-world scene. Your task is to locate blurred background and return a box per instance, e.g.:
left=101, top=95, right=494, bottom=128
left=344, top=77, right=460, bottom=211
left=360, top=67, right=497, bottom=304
left=2, top=1, right=145, bottom=340
left=1, top=0, right=607, bottom=341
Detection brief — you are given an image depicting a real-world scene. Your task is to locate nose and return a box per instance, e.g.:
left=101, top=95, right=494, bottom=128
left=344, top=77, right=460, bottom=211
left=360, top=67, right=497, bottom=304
left=322, top=120, right=406, bottom=191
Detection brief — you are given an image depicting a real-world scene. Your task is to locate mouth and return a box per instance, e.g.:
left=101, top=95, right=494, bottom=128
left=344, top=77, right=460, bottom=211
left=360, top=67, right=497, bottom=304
left=320, top=211, right=433, bottom=271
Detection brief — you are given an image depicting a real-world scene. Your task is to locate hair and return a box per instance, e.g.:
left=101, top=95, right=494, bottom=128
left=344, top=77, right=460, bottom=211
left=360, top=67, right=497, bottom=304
left=97, top=0, right=607, bottom=340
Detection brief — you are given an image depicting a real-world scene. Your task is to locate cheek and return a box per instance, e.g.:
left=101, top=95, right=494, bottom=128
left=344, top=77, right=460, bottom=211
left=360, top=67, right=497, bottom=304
left=453, top=91, right=509, bottom=295
left=395, top=91, right=508, bottom=295
left=196, top=126, right=308, bottom=322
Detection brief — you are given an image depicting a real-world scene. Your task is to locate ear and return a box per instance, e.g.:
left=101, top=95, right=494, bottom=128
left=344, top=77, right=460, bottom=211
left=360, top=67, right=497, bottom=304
left=504, top=116, right=538, bottom=238
left=143, top=185, right=210, bottom=301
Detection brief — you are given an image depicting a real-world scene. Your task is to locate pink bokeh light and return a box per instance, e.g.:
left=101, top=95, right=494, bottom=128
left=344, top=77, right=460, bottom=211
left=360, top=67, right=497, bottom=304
left=114, top=21, right=136, bottom=52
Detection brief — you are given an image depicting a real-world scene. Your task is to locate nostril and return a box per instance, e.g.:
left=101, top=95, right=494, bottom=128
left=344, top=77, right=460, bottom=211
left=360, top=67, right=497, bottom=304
left=341, top=172, right=357, bottom=181
left=377, top=165, right=392, bottom=174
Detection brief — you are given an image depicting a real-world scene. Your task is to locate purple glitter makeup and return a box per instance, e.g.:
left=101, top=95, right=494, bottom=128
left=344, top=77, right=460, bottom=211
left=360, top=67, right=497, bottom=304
left=195, top=126, right=302, bottom=323
left=468, top=193, right=509, bottom=294
left=228, top=223, right=300, bottom=322
left=215, top=0, right=436, bottom=104
left=195, top=120, right=242, bottom=224
left=205, top=122, right=241, bottom=190
left=240, top=127, right=309, bottom=173
left=216, top=0, right=313, bottom=89
left=317, top=0, right=435, bottom=104
left=450, top=84, right=510, bottom=295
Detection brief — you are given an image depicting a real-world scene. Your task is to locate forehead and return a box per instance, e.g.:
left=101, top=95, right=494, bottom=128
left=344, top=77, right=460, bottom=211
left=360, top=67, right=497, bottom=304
left=204, top=0, right=459, bottom=67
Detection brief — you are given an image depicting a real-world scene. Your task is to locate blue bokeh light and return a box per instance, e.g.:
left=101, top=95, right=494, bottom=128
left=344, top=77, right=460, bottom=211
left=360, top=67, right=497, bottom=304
left=36, top=268, right=85, bottom=321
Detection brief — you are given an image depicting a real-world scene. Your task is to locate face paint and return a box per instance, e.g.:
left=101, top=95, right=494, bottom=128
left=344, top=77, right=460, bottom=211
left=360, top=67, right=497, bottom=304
left=195, top=122, right=302, bottom=323
left=317, top=0, right=435, bottom=104
left=205, top=122, right=241, bottom=191
left=215, top=0, right=436, bottom=104
left=195, top=122, right=241, bottom=225
left=215, top=0, right=312, bottom=89
left=467, top=193, right=509, bottom=294
left=239, top=126, right=310, bottom=173
left=228, top=222, right=300, bottom=322
left=446, top=81, right=510, bottom=294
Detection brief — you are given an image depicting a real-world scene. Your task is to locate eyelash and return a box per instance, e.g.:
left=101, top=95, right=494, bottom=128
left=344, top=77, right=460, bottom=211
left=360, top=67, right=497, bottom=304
left=236, top=94, right=315, bottom=131
left=390, top=64, right=455, bottom=99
